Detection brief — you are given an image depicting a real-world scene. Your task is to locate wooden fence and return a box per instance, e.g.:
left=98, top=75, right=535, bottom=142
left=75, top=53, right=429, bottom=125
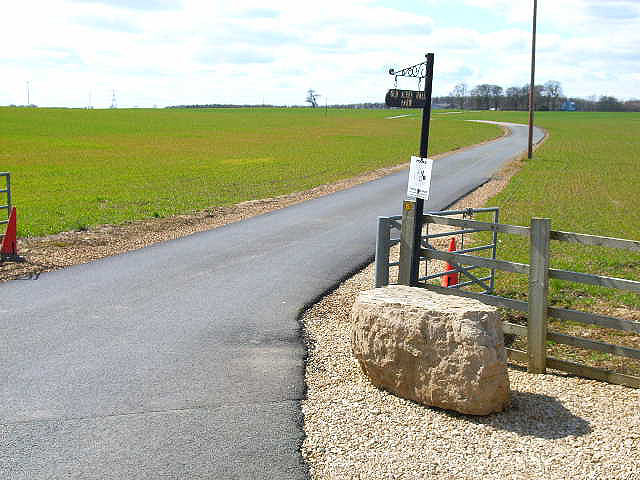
left=400, top=213, right=640, bottom=389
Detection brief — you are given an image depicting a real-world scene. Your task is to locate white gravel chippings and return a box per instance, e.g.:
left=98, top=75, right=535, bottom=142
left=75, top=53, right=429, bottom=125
left=301, top=260, right=640, bottom=480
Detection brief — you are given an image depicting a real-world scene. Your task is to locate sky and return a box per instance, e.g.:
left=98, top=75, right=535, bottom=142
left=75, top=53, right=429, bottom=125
left=2, top=0, right=639, bottom=108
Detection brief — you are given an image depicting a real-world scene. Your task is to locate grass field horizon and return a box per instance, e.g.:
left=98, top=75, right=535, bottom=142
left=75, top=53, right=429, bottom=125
left=0, top=106, right=500, bottom=237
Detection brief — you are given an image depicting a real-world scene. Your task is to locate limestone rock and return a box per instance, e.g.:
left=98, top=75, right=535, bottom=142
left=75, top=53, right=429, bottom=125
left=351, top=285, right=510, bottom=415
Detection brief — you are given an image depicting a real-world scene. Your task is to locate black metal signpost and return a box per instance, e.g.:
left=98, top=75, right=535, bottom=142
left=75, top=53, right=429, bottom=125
left=389, top=53, right=435, bottom=286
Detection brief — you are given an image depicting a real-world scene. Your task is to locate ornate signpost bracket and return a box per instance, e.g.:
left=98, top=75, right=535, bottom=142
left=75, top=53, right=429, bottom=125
left=395, top=53, right=435, bottom=286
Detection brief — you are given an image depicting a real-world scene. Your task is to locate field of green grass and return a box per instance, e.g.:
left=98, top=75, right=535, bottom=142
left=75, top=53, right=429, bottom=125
left=451, top=110, right=640, bottom=375
left=2, top=106, right=638, bottom=374
left=454, top=111, right=640, bottom=309
left=0, top=107, right=500, bottom=237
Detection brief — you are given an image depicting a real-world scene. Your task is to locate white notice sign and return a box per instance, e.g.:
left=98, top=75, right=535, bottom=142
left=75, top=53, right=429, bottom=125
left=407, top=156, right=433, bottom=200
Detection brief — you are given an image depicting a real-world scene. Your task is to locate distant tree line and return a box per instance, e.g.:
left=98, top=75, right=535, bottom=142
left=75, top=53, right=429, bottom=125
left=328, top=102, right=388, bottom=109
left=166, top=102, right=389, bottom=109
left=165, top=80, right=638, bottom=112
left=166, top=103, right=283, bottom=108
left=434, top=81, right=640, bottom=112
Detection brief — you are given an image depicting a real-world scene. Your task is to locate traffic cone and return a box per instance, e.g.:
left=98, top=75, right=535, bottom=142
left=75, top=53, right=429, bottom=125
left=1, top=207, right=18, bottom=257
left=440, top=237, right=459, bottom=287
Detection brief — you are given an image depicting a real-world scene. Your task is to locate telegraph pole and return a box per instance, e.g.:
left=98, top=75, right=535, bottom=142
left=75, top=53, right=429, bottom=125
left=527, top=0, right=538, bottom=159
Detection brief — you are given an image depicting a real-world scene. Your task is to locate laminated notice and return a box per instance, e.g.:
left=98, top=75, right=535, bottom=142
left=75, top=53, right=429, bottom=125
left=407, top=156, right=433, bottom=200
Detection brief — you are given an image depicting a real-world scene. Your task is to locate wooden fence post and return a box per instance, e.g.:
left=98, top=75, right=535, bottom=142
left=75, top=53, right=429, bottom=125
left=398, top=200, right=420, bottom=286
left=528, top=217, right=551, bottom=373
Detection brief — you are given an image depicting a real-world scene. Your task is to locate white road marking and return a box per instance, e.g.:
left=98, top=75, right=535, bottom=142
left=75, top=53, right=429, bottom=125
left=385, top=114, right=416, bottom=119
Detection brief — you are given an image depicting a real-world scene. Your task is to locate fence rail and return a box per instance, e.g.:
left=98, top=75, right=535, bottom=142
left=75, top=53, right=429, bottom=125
left=548, top=306, right=640, bottom=334
left=378, top=206, right=640, bottom=389
left=506, top=348, right=640, bottom=389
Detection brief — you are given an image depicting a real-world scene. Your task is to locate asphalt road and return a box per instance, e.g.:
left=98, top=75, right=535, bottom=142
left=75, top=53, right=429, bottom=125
left=1, top=122, right=544, bottom=479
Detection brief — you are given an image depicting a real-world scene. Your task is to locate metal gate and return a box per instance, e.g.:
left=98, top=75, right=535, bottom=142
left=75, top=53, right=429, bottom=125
left=375, top=207, right=499, bottom=291
left=0, top=172, right=11, bottom=241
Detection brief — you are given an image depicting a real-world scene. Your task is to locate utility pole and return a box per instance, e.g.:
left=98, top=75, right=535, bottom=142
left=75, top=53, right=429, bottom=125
left=26, top=81, right=30, bottom=105
left=527, top=0, right=538, bottom=159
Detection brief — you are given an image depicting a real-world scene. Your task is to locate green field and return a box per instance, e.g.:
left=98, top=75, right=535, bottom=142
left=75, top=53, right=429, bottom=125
left=453, top=110, right=640, bottom=310
left=2, top=106, right=639, bottom=371
left=448, top=110, right=640, bottom=375
left=0, top=107, right=500, bottom=237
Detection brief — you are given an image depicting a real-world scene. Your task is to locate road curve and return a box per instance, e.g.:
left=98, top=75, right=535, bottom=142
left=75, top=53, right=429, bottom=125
left=1, top=122, right=544, bottom=479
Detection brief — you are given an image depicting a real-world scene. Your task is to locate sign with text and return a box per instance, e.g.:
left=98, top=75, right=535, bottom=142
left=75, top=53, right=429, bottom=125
left=385, top=89, right=427, bottom=108
left=407, top=156, right=433, bottom=200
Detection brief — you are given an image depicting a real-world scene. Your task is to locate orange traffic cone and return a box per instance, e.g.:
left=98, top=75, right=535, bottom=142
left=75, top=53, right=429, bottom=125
left=440, top=237, right=459, bottom=287
left=1, top=207, right=18, bottom=257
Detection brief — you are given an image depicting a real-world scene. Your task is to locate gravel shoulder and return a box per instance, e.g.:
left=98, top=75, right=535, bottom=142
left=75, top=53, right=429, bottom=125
left=300, top=153, right=640, bottom=480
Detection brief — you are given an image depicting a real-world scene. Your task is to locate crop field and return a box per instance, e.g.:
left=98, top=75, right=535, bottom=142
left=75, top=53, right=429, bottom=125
left=2, top=106, right=638, bottom=375
left=454, top=110, right=640, bottom=375
left=0, top=107, right=500, bottom=237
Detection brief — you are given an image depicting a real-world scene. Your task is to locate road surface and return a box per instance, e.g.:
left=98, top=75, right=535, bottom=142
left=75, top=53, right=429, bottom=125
left=1, top=122, right=544, bottom=479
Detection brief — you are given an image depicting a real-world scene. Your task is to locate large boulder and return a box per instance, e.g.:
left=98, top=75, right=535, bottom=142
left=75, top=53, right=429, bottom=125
left=351, top=285, right=510, bottom=415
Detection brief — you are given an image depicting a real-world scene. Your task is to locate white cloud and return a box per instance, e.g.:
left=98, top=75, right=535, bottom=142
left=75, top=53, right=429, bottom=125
left=1, top=0, right=638, bottom=107
left=68, top=0, right=182, bottom=10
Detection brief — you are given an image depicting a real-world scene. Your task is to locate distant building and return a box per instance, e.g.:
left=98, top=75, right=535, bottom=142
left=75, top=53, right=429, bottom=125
left=561, top=100, right=577, bottom=111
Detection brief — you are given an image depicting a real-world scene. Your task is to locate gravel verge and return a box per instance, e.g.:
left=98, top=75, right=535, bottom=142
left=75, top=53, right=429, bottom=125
left=301, top=159, right=640, bottom=480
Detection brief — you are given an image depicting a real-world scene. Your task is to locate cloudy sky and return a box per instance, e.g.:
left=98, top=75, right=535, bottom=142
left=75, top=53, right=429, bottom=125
left=2, top=0, right=639, bottom=108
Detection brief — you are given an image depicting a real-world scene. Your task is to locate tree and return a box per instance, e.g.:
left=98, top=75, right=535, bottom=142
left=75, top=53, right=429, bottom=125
left=489, top=85, right=503, bottom=109
left=543, top=80, right=563, bottom=110
left=597, top=96, right=623, bottom=112
left=623, top=99, right=640, bottom=112
left=523, top=83, right=545, bottom=111
left=470, top=84, right=492, bottom=109
left=504, top=87, right=524, bottom=110
left=450, top=83, right=467, bottom=109
left=306, top=89, right=320, bottom=108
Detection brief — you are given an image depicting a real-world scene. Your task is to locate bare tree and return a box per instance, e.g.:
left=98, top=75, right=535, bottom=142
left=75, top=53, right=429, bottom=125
left=489, top=85, right=503, bottom=109
left=470, top=84, right=492, bottom=109
left=543, top=80, right=563, bottom=110
left=523, top=83, right=545, bottom=111
left=450, top=83, right=467, bottom=109
left=504, top=87, right=521, bottom=110
left=597, top=96, right=624, bottom=112
left=306, top=89, right=320, bottom=108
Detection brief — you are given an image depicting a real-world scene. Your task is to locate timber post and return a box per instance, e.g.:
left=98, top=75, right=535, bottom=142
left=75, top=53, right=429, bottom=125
left=528, top=217, right=550, bottom=373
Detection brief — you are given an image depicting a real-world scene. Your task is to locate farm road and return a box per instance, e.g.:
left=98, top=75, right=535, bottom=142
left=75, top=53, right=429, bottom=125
left=1, top=122, right=543, bottom=479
